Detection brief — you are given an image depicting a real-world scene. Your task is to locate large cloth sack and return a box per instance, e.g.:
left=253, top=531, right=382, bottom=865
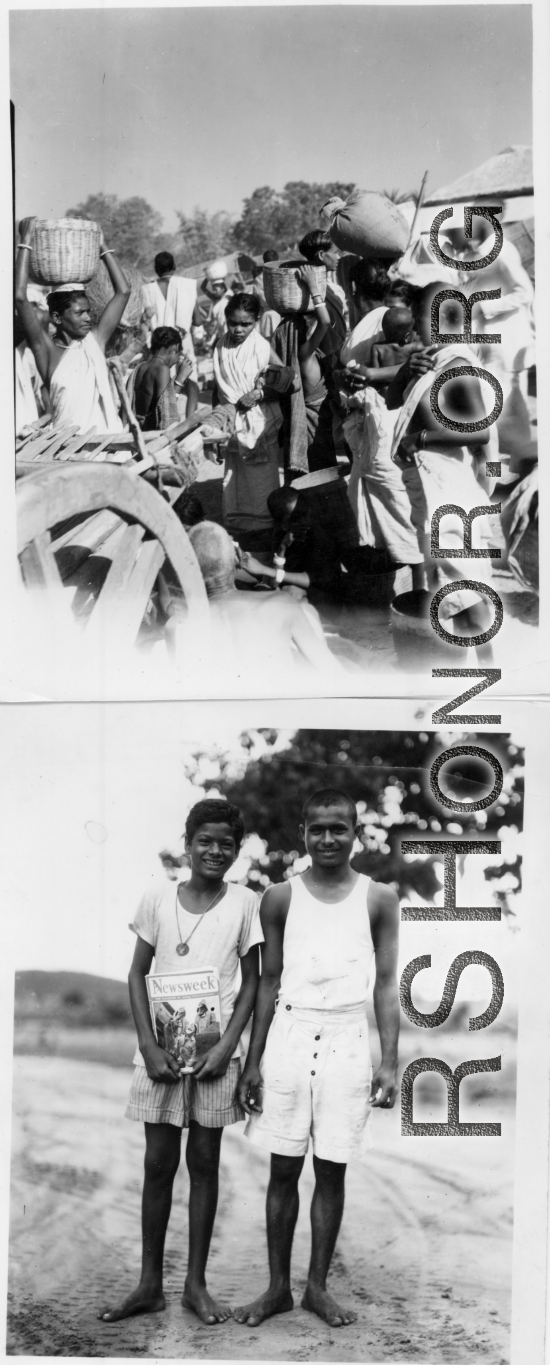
left=329, top=191, right=409, bottom=260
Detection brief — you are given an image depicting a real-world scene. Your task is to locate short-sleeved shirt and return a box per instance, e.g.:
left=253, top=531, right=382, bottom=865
left=132, top=879, right=262, bottom=1065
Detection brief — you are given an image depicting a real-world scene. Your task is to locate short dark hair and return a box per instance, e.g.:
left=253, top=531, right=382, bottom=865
left=302, top=788, right=358, bottom=826
left=226, top=292, right=261, bottom=321
left=263, top=249, right=279, bottom=263
left=351, top=260, right=391, bottom=303
left=155, top=251, right=175, bottom=276
left=184, top=798, right=245, bottom=848
left=298, top=230, right=332, bottom=264
left=267, top=486, right=310, bottom=532
left=382, top=306, right=412, bottom=343
left=172, top=490, right=204, bottom=527
left=48, top=289, right=88, bottom=318
left=150, top=326, right=182, bottom=354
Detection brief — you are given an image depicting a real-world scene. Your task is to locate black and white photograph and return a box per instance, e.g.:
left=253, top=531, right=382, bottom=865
left=6, top=2, right=545, bottom=699
left=3, top=704, right=546, bottom=1362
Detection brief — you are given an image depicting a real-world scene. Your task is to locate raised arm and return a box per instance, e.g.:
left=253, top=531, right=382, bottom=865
left=237, top=883, right=289, bottom=1112
left=368, top=880, right=400, bottom=1108
left=298, top=265, right=331, bottom=359
left=14, top=218, right=55, bottom=383
left=93, top=229, right=131, bottom=352
left=128, top=935, right=181, bottom=1083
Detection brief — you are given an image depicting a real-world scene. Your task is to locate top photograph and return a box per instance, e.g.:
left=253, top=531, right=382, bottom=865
left=8, top=3, right=540, bottom=701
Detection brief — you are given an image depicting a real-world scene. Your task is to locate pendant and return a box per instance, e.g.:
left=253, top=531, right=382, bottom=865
left=176, top=942, right=189, bottom=956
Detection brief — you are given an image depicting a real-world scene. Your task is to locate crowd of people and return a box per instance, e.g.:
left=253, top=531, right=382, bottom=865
left=15, top=199, right=537, bottom=668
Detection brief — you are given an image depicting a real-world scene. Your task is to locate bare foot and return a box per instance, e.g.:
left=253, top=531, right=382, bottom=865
left=98, top=1286, right=166, bottom=1323
left=301, top=1283, right=357, bottom=1327
left=182, top=1281, right=231, bottom=1325
left=233, top=1286, right=294, bottom=1327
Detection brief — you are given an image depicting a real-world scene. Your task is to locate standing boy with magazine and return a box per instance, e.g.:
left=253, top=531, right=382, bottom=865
left=236, top=788, right=399, bottom=1329
left=100, top=799, right=262, bottom=1327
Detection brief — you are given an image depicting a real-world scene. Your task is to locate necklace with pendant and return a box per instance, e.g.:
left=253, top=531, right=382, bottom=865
left=175, top=886, right=224, bottom=956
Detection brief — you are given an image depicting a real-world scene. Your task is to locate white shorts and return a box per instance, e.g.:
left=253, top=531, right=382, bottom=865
left=245, top=1003, right=372, bottom=1164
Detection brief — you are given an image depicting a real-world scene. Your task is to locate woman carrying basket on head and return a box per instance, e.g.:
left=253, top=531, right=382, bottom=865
left=15, top=217, right=130, bottom=435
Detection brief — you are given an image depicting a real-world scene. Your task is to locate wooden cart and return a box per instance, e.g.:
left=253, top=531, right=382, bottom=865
left=16, top=414, right=210, bottom=656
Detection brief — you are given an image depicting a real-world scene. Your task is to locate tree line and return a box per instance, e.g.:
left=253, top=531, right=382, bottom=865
left=67, top=181, right=412, bottom=273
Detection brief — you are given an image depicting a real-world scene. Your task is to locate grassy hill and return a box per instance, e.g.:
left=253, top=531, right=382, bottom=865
left=15, top=969, right=132, bottom=1029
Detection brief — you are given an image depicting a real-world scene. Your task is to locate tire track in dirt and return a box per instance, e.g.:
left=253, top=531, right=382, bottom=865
left=8, top=1057, right=513, bottom=1362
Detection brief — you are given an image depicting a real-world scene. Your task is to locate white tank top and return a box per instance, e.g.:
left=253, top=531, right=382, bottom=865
left=279, top=873, right=374, bottom=1012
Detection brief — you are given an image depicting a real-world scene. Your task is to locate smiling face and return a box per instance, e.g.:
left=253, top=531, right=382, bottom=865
left=300, top=803, right=358, bottom=870
left=52, top=294, right=92, bottom=341
left=185, top=821, right=238, bottom=881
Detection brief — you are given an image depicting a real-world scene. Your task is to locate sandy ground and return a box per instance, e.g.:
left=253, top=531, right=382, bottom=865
left=7, top=1055, right=514, bottom=1362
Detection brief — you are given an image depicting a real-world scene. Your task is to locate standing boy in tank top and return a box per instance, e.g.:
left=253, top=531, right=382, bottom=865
left=235, top=788, right=399, bottom=1330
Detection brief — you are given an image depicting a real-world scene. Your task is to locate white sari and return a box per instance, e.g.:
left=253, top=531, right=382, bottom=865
left=214, top=330, right=282, bottom=532
left=49, top=331, right=123, bottom=434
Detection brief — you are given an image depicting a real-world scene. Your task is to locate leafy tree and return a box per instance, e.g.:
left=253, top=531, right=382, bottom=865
left=182, top=730, right=524, bottom=906
left=66, top=193, right=163, bottom=271
left=175, top=208, right=236, bottom=269
left=232, top=180, right=356, bottom=255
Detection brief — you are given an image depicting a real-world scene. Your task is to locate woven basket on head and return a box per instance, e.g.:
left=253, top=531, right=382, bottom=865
left=263, top=260, right=326, bottom=314
left=85, top=262, right=145, bottom=327
left=30, top=219, right=101, bottom=286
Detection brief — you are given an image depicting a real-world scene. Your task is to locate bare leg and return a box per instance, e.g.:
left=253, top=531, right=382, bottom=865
left=302, top=1156, right=356, bottom=1327
left=233, top=1153, right=304, bottom=1326
left=182, top=1121, right=230, bottom=1325
left=99, top=1123, right=181, bottom=1322
left=453, top=602, right=495, bottom=665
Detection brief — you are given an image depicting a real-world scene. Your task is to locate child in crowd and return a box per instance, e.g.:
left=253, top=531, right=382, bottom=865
left=99, top=798, right=262, bottom=1328
left=370, top=307, right=415, bottom=371
left=133, top=326, right=198, bottom=429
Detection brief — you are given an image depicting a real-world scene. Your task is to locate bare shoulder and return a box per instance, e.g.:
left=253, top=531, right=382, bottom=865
left=367, top=879, right=400, bottom=930
left=260, top=880, right=292, bottom=924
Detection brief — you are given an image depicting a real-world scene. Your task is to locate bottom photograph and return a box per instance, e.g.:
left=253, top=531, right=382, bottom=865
left=3, top=710, right=532, bottom=1361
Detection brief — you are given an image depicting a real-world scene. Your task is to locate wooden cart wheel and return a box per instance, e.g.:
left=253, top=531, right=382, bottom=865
left=17, top=462, right=209, bottom=653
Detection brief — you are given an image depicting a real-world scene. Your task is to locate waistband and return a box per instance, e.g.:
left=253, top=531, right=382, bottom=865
left=275, top=999, right=367, bottom=1027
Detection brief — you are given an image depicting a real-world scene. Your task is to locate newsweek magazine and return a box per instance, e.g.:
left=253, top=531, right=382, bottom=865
left=146, top=968, right=221, bottom=1071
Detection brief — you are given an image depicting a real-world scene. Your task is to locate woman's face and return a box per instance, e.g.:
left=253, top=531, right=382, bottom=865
left=225, top=308, right=256, bottom=344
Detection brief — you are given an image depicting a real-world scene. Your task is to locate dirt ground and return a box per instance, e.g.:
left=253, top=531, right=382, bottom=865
left=7, top=1055, right=514, bottom=1362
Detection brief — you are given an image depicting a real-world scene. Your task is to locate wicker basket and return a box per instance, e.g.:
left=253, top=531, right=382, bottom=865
left=30, top=218, right=101, bottom=286
left=86, top=261, right=144, bottom=327
left=263, top=260, right=326, bottom=314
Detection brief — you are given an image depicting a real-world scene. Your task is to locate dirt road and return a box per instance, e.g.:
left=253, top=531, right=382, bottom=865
left=8, top=1056, right=513, bottom=1361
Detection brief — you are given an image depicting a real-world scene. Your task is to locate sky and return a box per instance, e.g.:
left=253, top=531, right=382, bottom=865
left=10, top=5, right=532, bottom=232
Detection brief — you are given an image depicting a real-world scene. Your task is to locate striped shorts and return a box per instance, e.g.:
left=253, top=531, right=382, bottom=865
left=125, top=1060, right=244, bottom=1130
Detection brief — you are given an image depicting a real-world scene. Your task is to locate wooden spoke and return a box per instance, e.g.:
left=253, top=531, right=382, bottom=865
left=17, top=462, right=209, bottom=650
left=19, top=530, right=64, bottom=593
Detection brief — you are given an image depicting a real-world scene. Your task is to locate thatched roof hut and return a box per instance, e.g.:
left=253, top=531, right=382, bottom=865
left=424, top=146, right=533, bottom=205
